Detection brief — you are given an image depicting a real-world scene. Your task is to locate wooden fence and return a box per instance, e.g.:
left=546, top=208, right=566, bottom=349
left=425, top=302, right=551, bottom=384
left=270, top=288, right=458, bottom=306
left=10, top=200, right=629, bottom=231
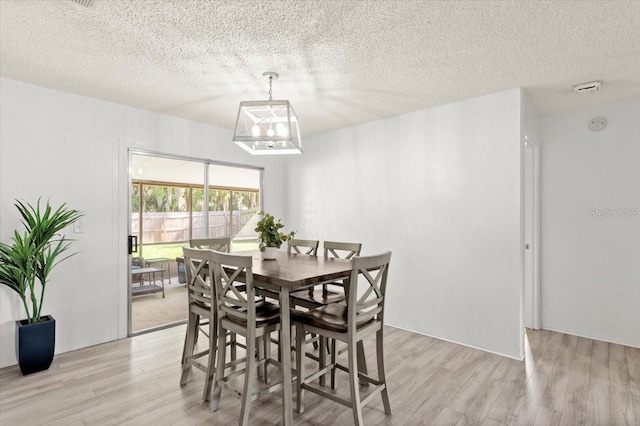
left=132, top=209, right=258, bottom=243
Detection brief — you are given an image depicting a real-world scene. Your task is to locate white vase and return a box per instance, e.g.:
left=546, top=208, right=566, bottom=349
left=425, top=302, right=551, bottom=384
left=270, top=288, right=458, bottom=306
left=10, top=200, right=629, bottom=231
left=261, top=247, right=278, bottom=260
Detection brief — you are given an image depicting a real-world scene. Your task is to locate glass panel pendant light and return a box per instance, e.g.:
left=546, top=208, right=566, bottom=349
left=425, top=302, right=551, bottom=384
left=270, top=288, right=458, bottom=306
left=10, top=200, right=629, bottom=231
left=232, top=71, right=302, bottom=155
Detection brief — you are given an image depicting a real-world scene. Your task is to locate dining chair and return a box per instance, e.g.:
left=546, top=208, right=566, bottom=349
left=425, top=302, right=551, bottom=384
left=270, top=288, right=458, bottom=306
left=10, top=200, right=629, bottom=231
left=287, top=238, right=319, bottom=255
left=209, top=251, right=282, bottom=425
left=293, top=251, right=392, bottom=425
left=290, top=241, right=361, bottom=308
left=289, top=241, right=362, bottom=368
left=180, top=237, right=237, bottom=366
left=190, top=237, right=231, bottom=252
left=179, top=247, right=221, bottom=402
left=188, top=238, right=235, bottom=345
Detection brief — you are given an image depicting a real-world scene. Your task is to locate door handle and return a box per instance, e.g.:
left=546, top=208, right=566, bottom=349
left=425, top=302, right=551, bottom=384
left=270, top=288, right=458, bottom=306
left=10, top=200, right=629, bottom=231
left=128, top=235, right=138, bottom=254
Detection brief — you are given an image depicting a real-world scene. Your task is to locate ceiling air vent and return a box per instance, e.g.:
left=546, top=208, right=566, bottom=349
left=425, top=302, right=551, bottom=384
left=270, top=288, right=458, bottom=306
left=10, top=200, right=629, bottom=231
left=573, top=81, right=601, bottom=93
left=72, top=0, right=94, bottom=7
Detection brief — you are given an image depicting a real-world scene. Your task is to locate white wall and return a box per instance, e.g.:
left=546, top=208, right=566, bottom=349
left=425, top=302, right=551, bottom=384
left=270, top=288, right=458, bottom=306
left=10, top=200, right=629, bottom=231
left=540, top=99, right=640, bottom=347
left=286, top=89, right=524, bottom=359
left=0, top=77, right=287, bottom=368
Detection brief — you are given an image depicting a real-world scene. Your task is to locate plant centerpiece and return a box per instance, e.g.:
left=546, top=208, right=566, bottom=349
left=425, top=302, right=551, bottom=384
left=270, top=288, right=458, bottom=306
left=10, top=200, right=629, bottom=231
left=254, top=211, right=295, bottom=260
left=0, top=199, right=83, bottom=375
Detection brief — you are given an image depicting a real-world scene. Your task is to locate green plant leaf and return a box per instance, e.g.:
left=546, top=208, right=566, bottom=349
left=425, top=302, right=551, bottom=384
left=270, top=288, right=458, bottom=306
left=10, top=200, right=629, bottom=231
left=254, top=211, right=295, bottom=249
left=0, top=198, right=83, bottom=322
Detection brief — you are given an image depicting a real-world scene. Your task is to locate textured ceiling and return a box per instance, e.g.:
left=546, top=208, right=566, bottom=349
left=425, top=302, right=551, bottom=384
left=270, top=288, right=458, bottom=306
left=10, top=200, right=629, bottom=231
left=1, top=0, right=639, bottom=136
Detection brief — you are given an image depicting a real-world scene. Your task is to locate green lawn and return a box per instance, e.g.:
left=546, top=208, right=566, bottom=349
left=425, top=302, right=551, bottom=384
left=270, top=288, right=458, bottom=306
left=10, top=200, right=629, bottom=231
left=137, top=239, right=259, bottom=260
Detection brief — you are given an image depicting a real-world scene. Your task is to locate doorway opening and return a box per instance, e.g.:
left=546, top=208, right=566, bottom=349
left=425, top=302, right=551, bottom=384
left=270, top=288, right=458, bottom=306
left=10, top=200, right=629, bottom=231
left=128, top=152, right=262, bottom=335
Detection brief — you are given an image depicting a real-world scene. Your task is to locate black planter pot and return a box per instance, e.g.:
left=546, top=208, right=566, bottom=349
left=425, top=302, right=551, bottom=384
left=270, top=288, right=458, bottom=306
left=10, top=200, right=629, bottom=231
left=15, top=315, right=56, bottom=375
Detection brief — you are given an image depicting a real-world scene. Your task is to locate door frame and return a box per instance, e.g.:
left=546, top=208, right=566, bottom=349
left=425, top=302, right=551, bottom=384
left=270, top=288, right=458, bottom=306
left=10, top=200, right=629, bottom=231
left=524, top=135, right=541, bottom=330
left=124, top=147, right=264, bottom=337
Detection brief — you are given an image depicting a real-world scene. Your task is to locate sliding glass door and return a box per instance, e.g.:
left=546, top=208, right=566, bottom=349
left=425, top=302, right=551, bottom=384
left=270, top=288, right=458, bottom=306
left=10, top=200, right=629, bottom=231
left=129, top=153, right=262, bottom=335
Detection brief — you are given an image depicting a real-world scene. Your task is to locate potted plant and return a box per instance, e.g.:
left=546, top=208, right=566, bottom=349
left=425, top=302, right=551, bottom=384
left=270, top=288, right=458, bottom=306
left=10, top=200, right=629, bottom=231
left=254, top=211, right=295, bottom=260
left=0, top=199, right=83, bottom=375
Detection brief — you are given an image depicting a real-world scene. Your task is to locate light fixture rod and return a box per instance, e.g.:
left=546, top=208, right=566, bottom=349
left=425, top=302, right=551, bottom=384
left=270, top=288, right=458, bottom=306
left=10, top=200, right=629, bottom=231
left=263, top=71, right=279, bottom=101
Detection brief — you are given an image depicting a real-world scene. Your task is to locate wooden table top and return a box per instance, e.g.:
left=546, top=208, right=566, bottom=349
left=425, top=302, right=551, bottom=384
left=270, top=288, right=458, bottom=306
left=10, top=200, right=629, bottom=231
left=177, top=250, right=352, bottom=290
left=247, top=251, right=352, bottom=290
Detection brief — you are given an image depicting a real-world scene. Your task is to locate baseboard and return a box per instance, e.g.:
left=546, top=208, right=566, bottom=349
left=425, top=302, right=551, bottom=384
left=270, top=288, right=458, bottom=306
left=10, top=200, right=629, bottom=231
left=385, top=323, right=524, bottom=361
left=540, top=326, right=640, bottom=349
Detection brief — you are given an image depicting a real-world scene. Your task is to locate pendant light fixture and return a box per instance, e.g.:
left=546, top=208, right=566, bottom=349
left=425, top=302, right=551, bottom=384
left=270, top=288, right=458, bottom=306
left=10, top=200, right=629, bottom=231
left=232, top=71, right=302, bottom=155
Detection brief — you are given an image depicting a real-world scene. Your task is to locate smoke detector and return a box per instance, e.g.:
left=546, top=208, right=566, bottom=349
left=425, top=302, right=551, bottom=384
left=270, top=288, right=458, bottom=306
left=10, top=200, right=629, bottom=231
left=588, top=117, right=607, bottom=131
left=573, top=81, right=601, bottom=94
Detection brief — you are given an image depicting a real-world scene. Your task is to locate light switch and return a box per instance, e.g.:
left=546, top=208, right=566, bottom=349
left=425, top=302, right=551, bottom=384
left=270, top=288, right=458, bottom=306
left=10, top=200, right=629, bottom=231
left=74, top=220, right=84, bottom=233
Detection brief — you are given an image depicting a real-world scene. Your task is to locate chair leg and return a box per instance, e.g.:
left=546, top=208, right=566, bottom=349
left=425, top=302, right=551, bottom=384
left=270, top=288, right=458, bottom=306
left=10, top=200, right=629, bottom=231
left=256, top=335, right=270, bottom=384
left=180, top=315, right=190, bottom=367
left=195, top=314, right=205, bottom=343
left=330, top=338, right=337, bottom=390
left=230, top=332, right=237, bottom=362
left=181, top=323, right=188, bottom=367
left=357, top=341, right=369, bottom=387
left=296, top=324, right=306, bottom=414
left=257, top=336, right=265, bottom=382
left=202, top=315, right=217, bottom=402
left=181, top=312, right=199, bottom=366
left=376, top=329, right=391, bottom=415
left=210, top=327, right=227, bottom=412
left=277, top=330, right=282, bottom=362
left=262, top=333, right=270, bottom=384
left=347, top=338, right=364, bottom=425
left=239, top=333, right=256, bottom=425
left=319, top=336, right=327, bottom=387
left=180, top=313, right=198, bottom=385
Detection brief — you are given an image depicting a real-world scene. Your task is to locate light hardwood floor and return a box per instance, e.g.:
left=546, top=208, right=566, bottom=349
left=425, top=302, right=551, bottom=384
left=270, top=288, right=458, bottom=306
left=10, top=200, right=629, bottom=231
left=0, top=326, right=638, bottom=425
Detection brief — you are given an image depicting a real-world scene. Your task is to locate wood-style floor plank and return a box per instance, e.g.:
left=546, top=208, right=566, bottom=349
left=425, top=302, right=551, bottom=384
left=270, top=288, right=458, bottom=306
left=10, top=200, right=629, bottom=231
left=587, top=339, right=611, bottom=425
left=485, top=355, right=528, bottom=424
left=610, top=342, right=636, bottom=425
left=534, top=405, right=563, bottom=426
left=558, top=337, right=593, bottom=425
left=0, top=326, right=638, bottom=426
left=625, top=345, right=640, bottom=424
left=462, top=362, right=511, bottom=424
left=540, top=333, right=579, bottom=413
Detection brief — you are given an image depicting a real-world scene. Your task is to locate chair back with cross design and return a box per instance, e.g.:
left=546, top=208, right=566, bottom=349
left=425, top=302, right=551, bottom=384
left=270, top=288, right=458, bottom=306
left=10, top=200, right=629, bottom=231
left=323, top=241, right=362, bottom=260
left=346, top=251, right=391, bottom=331
left=321, top=240, right=362, bottom=295
left=287, top=239, right=319, bottom=255
left=210, top=251, right=254, bottom=326
left=189, top=237, right=231, bottom=252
